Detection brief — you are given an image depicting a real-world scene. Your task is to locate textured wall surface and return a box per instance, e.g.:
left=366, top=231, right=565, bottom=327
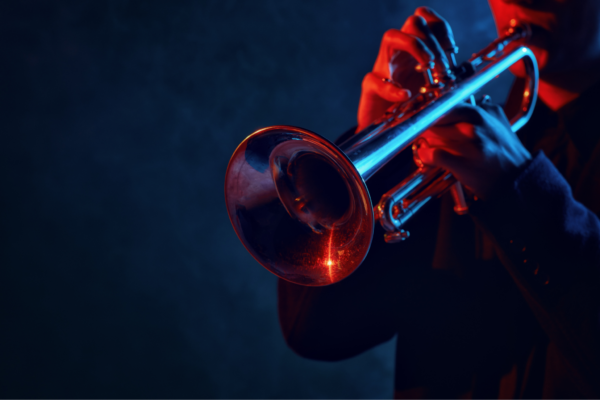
left=1, top=1, right=502, bottom=398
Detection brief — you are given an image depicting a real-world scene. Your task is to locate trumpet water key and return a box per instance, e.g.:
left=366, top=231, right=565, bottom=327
left=225, top=23, right=538, bottom=286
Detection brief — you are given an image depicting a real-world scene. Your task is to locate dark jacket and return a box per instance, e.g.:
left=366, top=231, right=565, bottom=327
left=278, top=82, right=600, bottom=398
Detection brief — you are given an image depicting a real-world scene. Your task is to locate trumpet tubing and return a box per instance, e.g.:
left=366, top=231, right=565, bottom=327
left=225, top=24, right=538, bottom=287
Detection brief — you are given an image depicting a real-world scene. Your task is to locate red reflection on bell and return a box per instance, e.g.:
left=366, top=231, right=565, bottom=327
left=225, top=126, right=374, bottom=286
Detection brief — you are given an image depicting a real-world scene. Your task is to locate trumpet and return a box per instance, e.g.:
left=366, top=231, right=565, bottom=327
left=224, top=23, right=538, bottom=286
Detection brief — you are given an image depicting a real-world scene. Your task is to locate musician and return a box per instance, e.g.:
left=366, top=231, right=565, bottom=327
left=278, top=0, right=600, bottom=398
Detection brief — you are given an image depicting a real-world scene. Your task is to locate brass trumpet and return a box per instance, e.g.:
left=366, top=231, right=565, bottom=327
left=224, top=24, right=538, bottom=286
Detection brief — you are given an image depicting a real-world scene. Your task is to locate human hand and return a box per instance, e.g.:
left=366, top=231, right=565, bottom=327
left=358, top=8, right=531, bottom=200
left=415, top=98, right=532, bottom=201
left=357, top=7, right=457, bottom=131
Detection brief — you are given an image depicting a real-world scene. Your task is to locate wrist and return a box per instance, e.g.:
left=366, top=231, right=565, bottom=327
left=475, top=151, right=533, bottom=201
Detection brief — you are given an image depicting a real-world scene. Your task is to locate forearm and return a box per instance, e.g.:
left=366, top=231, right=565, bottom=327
left=278, top=270, right=397, bottom=361
left=470, top=151, right=600, bottom=396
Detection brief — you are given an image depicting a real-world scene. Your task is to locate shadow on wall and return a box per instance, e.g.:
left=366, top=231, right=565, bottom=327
left=0, top=0, right=499, bottom=398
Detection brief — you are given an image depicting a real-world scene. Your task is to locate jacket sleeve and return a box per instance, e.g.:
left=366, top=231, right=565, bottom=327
left=278, top=232, right=448, bottom=361
left=277, top=155, right=443, bottom=361
left=277, top=255, right=399, bottom=361
left=469, top=151, right=600, bottom=397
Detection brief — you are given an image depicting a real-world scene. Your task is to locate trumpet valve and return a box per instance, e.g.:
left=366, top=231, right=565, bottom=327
left=415, top=61, right=453, bottom=97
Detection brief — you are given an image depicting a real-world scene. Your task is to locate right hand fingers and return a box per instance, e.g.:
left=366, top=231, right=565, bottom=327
left=372, top=28, right=434, bottom=80
left=414, top=7, right=457, bottom=55
left=358, top=8, right=455, bottom=129
left=362, top=27, right=437, bottom=129
left=371, top=8, right=456, bottom=92
left=399, top=13, right=450, bottom=77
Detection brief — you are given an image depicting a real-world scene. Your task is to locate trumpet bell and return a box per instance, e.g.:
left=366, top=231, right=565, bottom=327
left=225, top=126, right=374, bottom=286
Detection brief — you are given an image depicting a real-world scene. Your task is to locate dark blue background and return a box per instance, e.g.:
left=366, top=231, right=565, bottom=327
left=0, top=1, right=505, bottom=397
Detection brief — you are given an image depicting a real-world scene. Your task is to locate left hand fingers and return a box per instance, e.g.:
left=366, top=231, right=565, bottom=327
left=416, top=131, right=479, bottom=163
left=432, top=102, right=513, bottom=142
left=414, top=138, right=470, bottom=173
left=415, top=103, right=501, bottom=167
left=413, top=100, right=531, bottom=200
left=434, top=103, right=486, bottom=127
left=418, top=103, right=489, bottom=147
left=477, top=97, right=512, bottom=131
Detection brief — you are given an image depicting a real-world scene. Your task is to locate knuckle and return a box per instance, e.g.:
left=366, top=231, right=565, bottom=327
left=407, top=35, right=425, bottom=49
left=361, top=73, right=375, bottom=89
left=431, top=148, right=445, bottom=165
left=487, top=107, right=502, bottom=118
left=384, top=30, right=431, bottom=56
left=406, top=15, right=427, bottom=28
left=492, top=104, right=504, bottom=113
left=482, top=102, right=502, bottom=115
left=362, top=73, right=387, bottom=92
left=415, top=6, right=431, bottom=15
left=415, top=6, right=443, bottom=23
left=382, top=29, right=401, bottom=43
left=461, top=106, right=485, bottom=124
left=472, top=111, right=485, bottom=125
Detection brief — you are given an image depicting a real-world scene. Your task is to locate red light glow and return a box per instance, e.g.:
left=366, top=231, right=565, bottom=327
left=327, top=229, right=334, bottom=282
